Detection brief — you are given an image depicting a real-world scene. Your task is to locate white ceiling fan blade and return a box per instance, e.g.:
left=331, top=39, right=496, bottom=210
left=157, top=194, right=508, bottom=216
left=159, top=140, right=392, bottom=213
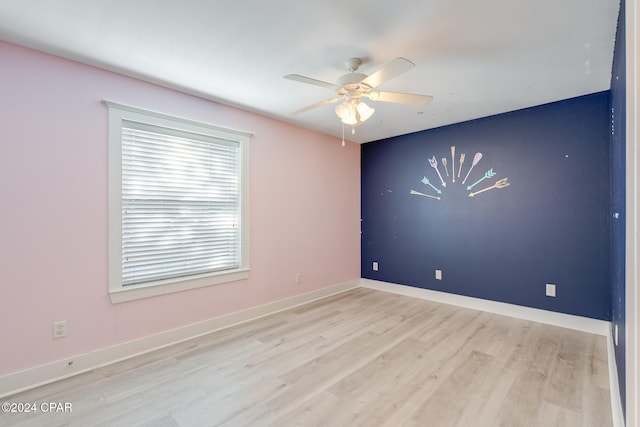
left=287, top=97, right=342, bottom=116
left=284, top=74, right=338, bottom=91
left=367, top=91, right=433, bottom=105
left=360, top=57, right=415, bottom=89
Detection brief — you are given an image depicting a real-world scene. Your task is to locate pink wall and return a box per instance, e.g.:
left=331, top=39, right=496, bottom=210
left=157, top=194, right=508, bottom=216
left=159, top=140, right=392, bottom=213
left=0, top=41, right=360, bottom=376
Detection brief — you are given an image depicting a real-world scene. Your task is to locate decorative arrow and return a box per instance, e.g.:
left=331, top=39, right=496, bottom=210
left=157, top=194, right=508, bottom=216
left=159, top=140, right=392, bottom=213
left=462, top=152, right=483, bottom=185
left=466, top=168, right=496, bottom=190
left=428, top=156, right=446, bottom=188
left=421, top=176, right=442, bottom=194
left=410, top=189, right=441, bottom=200
left=442, top=157, right=449, bottom=176
left=451, top=146, right=456, bottom=183
left=468, top=177, right=510, bottom=197
left=458, top=153, right=465, bottom=178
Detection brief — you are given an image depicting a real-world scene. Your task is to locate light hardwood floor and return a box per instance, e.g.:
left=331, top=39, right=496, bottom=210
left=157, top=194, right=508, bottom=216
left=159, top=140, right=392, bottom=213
left=1, top=288, right=612, bottom=427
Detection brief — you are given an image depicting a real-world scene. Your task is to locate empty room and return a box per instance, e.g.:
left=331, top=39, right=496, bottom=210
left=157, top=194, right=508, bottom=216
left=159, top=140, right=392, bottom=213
left=0, top=0, right=638, bottom=426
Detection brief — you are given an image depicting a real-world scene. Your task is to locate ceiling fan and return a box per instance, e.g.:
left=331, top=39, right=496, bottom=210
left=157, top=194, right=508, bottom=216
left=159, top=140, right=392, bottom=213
left=284, top=57, right=433, bottom=127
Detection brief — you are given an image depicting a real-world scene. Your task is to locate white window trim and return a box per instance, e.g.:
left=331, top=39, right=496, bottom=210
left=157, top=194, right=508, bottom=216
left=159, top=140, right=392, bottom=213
left=105, top=100, right=251, bottom=303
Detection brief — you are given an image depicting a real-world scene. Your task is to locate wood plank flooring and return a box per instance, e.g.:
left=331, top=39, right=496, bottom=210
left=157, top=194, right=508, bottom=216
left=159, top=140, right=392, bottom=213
left=0, top=288, right=612, bottom=427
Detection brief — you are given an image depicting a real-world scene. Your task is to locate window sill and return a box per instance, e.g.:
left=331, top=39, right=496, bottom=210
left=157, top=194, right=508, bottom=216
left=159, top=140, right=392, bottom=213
left=109, top=268, right=250, bottom=303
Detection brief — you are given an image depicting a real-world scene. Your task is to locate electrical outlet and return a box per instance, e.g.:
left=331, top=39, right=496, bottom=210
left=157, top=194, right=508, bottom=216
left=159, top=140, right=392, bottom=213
left=53, top=320, right=67, bottom=339
left=435, top=269, right=442, bottom=280
left=372, top=262, right=379, bottom=271
left=545, top=283, right=556, bottom=297
left=295, top=273, right=302, bottom=284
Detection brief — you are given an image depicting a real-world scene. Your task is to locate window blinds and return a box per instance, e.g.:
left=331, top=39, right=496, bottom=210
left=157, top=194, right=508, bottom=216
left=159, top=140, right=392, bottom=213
left=121, top=120, right=241, bottom=286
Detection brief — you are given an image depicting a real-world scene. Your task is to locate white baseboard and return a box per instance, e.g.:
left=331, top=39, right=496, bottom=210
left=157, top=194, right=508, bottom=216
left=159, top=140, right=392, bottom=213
left=607, top=323, right=626, bottom=427
left=0, top=279, right=360, bottom=399
left=360, top=279, right=610, bottom=336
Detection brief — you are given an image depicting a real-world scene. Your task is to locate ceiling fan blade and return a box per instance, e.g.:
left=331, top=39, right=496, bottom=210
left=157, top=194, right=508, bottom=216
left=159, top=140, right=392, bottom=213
left=360, top=57, right=415, bottom=89
left=367, top=91, right=433, bottom=106
left=284, top=74, right=338, bottom=91
left=287, top=97, right=342, bottom=116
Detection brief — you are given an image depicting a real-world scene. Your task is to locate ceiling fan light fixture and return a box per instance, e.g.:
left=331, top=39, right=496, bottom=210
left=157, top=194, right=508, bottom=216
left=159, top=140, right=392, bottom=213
left=336, top=99, right=374, bottom=126
left=335, top=102, right=352, bottom=119
left=357, top=101, right=375, bottom=121
left=341, top=112, right=358, bottom=125
left=337, top=100, right=358, bottom=124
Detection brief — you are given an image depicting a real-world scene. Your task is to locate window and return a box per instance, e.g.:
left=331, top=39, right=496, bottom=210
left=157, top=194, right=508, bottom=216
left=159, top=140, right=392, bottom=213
left=106, top=101, right=250, bottom=303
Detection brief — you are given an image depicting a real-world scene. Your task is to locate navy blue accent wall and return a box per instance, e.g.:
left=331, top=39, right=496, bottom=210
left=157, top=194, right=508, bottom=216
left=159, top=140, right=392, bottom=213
left=362, top=92, right=611, bottom=320
left=610, top=0, right=626, bottom=417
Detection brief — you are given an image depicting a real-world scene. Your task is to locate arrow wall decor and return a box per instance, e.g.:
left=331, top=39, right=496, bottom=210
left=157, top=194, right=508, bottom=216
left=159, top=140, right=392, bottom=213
left=421, top=176, right=442, bottom=194
left=409, top=149, right=511, bottom=201
left=410, top=189, right=441, bottom=200
left=462, top=152, right=483, bottom=185
left=468, top=178, right=510, bottom=197
left=428, top=156, right=446, bottom=188
left=467, top=168, right=496, bottom=190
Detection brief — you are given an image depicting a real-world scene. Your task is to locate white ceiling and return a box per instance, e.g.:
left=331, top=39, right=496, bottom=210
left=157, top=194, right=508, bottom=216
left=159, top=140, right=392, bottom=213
left=0, top=0, right=621, bottom=143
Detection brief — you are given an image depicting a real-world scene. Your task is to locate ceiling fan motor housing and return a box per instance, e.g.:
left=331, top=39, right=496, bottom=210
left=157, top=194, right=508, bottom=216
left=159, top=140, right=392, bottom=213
left=337, top=72, right=368, bottom=88
left=338, top=59, right=371, bottom=94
